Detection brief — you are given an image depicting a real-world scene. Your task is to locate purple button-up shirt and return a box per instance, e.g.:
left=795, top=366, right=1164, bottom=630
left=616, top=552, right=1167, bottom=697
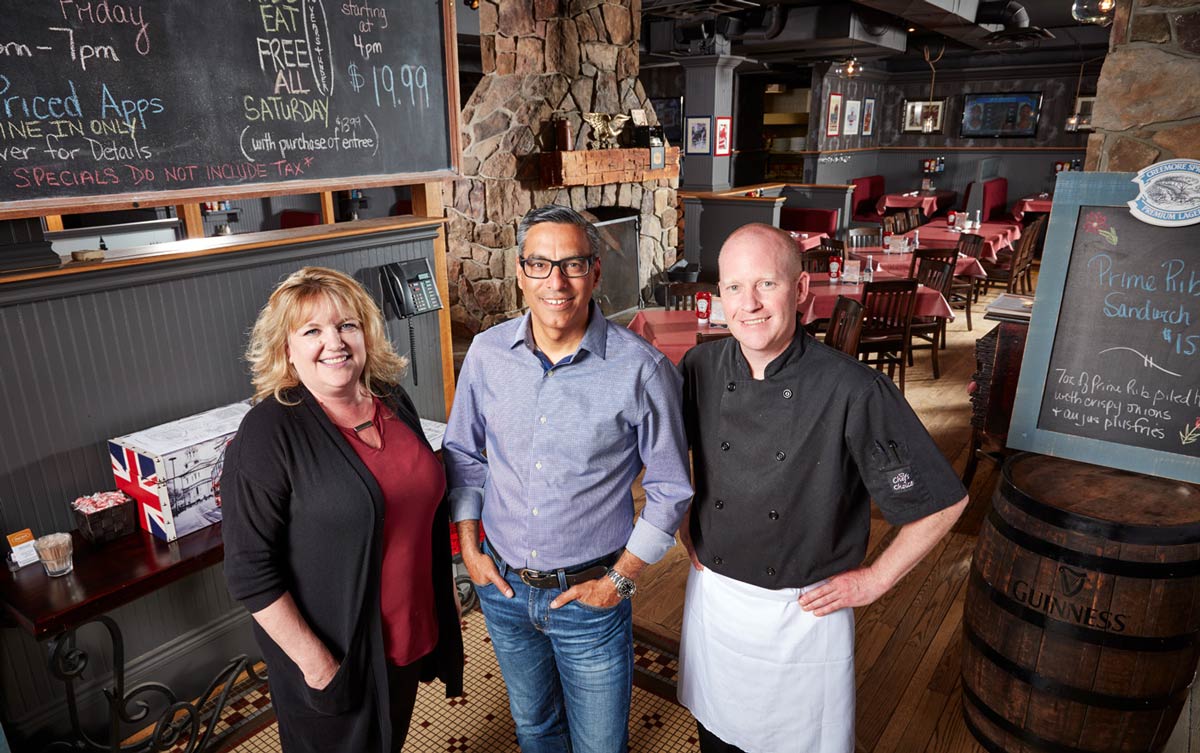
left=443, top=303, right=693, bottom=570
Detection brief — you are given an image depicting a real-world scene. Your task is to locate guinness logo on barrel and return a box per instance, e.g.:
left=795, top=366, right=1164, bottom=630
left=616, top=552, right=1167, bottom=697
left=1009, top=578, right=1128, bottom=632
left=1057, top=565, right=1088, bottom=597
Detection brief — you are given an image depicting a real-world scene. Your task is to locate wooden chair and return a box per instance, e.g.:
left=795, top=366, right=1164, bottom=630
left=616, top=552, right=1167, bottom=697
left=979, top=217, right=1043, bottom=297
left=666, top=282, right=717, bottom=311
left=817, top=237, right=846, bottom=253
left=857, top=279, right=919, bottom=393
left=952, top=233, right=985, bottom=330
left=802, top=250, right=835, bottom=273
left=696, top=329, right=732, bottom=344
left=906, top=206, right=923, bottom=230
left=882, top=214, right=901, bottom=235
left=906, top=248, right=957, bottom=279
left=909, top=259, right=955, bottom=379
left=846, top=227, right=882, bottom=248
left=824, top=296, right=866, bottom=356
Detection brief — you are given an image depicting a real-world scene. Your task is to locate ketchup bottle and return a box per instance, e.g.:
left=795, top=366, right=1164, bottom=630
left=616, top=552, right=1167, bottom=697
left=696, top=291, right=712, bottom=324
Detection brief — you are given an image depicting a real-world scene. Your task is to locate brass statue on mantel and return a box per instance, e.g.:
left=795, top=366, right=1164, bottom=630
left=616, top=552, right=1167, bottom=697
left=583, top=112, right=631, bottom=149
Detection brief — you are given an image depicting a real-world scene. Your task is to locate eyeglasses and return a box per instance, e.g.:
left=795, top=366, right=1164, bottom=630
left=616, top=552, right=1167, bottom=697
left=518, top=255, right=595, bottom=279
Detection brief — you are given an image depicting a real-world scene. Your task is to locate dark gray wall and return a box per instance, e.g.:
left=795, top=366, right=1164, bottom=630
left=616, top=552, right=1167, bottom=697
left=0, top=224, right=445, bottom=745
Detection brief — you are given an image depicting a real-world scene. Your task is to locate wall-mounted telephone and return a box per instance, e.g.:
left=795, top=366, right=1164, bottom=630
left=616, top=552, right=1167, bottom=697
left=380, top=258, right=443, bottom=387
left=381, top=258, right=443, bottom=319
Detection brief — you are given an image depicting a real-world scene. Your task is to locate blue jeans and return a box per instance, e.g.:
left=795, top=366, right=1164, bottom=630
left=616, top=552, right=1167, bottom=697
left=476, top=547, right=632, bottom=753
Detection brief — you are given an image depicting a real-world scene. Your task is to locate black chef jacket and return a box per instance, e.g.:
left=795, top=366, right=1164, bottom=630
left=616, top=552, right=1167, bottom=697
left=679, top=325, right=966, bottom=590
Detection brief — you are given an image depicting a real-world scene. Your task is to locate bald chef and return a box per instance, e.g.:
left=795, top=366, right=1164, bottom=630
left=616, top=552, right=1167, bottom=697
left=676, top=223, right=968, bottom=753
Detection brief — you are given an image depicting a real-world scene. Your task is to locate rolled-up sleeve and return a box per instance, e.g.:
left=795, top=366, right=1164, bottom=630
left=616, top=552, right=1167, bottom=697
left=628, top=356, right=693, bottom=564
left=443, top=351, right=489, bottom=523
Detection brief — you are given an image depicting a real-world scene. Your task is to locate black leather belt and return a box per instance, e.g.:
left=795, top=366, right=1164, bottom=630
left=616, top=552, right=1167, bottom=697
left=488, top=543, right=621, bottom=590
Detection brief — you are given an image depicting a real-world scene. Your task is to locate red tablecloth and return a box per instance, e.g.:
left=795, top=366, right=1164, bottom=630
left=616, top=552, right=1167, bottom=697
left=848, top=248, right=987, bottom=279
left=1012, top=195, right=1053, bottom=222
left=900, top=221, right=1019, bottom=263
left=788, top=231, right=828, bottom=252
left=628, top=278, right=953, bottom=364
left=875, top=190, right=957, bottom=218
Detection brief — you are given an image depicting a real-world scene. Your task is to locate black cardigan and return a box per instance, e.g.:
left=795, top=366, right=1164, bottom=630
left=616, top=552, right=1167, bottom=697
left=222, top=383, right=463, bottom=753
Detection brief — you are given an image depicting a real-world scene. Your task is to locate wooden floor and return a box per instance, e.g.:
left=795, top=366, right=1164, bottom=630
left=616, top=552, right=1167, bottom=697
left=626, top=274, right=1200, bottom=753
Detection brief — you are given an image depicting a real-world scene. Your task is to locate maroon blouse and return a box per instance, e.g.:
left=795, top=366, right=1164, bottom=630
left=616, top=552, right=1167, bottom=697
left=338, top=398, right=445, bottom=666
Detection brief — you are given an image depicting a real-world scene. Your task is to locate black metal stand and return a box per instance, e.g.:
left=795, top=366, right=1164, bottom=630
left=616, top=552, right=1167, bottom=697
left=42, top=616, right=267, bottom=753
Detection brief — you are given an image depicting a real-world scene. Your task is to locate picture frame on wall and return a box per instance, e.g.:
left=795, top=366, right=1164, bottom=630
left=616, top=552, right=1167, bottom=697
left=714, top=116, right=732, bottom=156
left=862, top=98, right=876, bottom=136
left=650, top=96, right=683, bottom=144
left=843, top=100, right=862, bottom=136
left=1074, top=96, right=1096, bottom=131
left=685, top=116, right=711, bottom=154
left=826, top=92, right=843, bottom=137
left=902, top=100, right=946, bottom=133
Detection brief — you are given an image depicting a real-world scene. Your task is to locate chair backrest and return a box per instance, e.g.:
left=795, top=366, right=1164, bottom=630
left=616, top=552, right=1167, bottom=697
left=802, top=250, right=835, bottom=273
left=851, top=175, right=886, bottom=213
left=846, top=227, right=882, bottom=247
left=825, top=295, right=866, bottom=355
left=915, top=258, right=955, bottom=298
left=1006, top=217, right=1044, bottom=293
left=861, top=279, right=919, bottom=335
left=696, top=329, right=732, bottom=344
left=981, top=177, right=1009, bottom=222
left=667, top=281, right=717, bottom=311
left=817, top=237, right=846, bottom=253
left=891, top=211, right=911, bottom=234
left=882, top=214, right=899, bottom=235
left=956, top=233, right=985, bottom=259
left=906, top=207, right=923, bottom=229
left=907, top=248, right=958, bottom=278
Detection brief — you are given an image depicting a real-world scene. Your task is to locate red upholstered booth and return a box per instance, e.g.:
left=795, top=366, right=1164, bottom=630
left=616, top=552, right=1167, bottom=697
left=980, top=178, right=1009, bottom=222
left=780, top=207, right=839, bottom=236
left=851, top=175, right=885, bottom=223
left=279, top=210, right=322, bottom=228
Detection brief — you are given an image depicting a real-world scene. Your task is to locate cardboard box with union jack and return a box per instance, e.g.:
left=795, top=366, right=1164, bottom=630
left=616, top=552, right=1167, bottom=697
left=108, top=402, right=251, bottom=542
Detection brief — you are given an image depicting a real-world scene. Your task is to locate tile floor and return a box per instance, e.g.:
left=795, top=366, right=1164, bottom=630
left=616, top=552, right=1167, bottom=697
left=225, top=613, right=701, bottom=752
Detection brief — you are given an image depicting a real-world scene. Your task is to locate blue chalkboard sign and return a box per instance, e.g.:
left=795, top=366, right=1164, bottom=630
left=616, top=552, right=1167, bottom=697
left=1009, top=171, right=1200, bottom=484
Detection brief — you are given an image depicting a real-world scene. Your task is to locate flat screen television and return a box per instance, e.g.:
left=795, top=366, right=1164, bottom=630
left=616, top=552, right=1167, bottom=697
left=960, top=92, right=1042, bottom=138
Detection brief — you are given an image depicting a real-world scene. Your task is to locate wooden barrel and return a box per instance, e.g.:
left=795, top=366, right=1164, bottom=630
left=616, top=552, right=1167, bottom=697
left=962, top=453, right=1200, bottom=753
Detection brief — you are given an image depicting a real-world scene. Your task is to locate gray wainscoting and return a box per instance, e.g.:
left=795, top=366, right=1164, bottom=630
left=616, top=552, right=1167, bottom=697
left=0, top=223, right=445, bottom=744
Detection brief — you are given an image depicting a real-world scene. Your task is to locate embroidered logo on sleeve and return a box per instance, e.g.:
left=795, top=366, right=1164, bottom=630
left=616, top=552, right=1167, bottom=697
left=891, top=471, right=915, bottom=492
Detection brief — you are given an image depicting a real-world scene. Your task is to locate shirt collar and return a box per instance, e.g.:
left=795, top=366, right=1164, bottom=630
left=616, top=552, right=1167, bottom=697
left=730, top=315, right=811, bottom=379
left=510, top=300, right=609, bottom=361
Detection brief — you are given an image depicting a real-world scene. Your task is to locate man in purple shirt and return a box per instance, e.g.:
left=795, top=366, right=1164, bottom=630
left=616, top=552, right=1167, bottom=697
left=443, top=205, right=693, bottom=753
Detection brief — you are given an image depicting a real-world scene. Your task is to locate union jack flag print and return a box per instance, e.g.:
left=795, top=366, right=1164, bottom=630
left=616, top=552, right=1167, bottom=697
left=108, top=442, right=174, bottom=540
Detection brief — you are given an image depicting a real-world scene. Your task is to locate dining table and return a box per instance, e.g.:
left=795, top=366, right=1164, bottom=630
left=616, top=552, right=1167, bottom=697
left=628, top=272, right=954, bottom=365
left=1011, top=194, right=1054, bottom=222
left=875, top=189, right=958, bottom=219
left=787, top=230, right=828, bottom=252
left=900, top=220, right=1020, bottom=263
left=848, top=247, right=988, bottom=279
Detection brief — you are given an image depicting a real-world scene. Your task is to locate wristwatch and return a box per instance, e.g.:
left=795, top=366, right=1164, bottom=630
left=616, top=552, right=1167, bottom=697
left=606, top=568, right=637, bottom=600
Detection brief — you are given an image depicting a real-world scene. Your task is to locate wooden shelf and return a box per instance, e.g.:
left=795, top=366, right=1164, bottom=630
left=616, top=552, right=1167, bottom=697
left=540, top=147, right=680, bottom=188
left=764, top=112, right=809, bottom=126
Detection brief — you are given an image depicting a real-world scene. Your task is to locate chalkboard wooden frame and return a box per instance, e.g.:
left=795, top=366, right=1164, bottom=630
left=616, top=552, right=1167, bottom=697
left=1008, top=171, right=1200, bottom=484
left=0, top=0, right=461, bottom=222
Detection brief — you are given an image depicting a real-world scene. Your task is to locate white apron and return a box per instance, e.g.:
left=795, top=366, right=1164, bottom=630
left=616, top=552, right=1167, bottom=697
left=678, top=567, right=856, bottom=753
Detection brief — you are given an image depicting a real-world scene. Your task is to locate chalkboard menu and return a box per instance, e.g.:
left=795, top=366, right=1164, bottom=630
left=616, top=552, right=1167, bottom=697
left=1010, top=172, right=1200, bottom=483
left=0, top=0, right=457, bottom=215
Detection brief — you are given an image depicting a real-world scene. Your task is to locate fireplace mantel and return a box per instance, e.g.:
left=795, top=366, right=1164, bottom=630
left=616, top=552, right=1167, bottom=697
left=540, top=148, right=681, bottom=188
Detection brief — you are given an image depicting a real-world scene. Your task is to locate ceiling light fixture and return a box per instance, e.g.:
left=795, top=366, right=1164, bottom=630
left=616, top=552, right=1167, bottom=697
left=835, top=56, right=862, bottom=78
left=1071, top=0, right=1115, bottom=27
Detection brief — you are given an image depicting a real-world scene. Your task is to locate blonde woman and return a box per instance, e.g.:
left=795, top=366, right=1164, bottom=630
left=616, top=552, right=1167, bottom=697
left=222, top=267, right=462, bottom=753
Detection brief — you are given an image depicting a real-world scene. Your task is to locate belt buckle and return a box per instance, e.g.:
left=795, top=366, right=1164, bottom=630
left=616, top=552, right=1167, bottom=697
left=518, top=568, right=547, bottom=587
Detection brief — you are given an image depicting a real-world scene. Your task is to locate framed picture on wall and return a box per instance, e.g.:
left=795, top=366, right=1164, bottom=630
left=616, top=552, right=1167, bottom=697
left=902, top=100, right=946, bottom=133
left=843, top=100, right=862, bottom=136
left=1074, top=96, right=1096, bottom=131
left=686, top=116, right=711, bottom=154
left=826, top=92, right=843, bottom=137
left=650, top=96, right=683, bottom=144
left=714, top=116, right=732, bottom=156
left=862, top=98, right=876, bottom=136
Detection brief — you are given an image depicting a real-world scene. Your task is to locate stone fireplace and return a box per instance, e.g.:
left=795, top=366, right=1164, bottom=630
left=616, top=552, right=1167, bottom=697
left=443, top=0, right=679, bottom=334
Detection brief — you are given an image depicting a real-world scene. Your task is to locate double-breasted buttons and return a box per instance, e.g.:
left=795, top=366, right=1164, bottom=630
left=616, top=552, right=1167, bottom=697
left=715, top=499, right=725, bottom=510
left=727, top=382, right=737, bottom=392
left=713, top=556, right=723, bottom=565
left=766, top=566, right=776, bottom=576
left=783, top=388, right=793, bottom=399
left=776, top=451, right=786, bottom=461
left=721, top=441, right=730, bottom=451
left=768, top=510, right=779, bottom=520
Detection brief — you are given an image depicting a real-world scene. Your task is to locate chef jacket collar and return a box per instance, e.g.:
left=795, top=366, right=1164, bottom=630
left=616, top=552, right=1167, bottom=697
left=729, top=315, right=811, bottom=380
left=510, top=300, right=609, bottom=361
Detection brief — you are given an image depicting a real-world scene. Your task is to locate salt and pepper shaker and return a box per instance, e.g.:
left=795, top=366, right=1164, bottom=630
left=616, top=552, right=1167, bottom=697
left=864, top=255, right=874, bottom=284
